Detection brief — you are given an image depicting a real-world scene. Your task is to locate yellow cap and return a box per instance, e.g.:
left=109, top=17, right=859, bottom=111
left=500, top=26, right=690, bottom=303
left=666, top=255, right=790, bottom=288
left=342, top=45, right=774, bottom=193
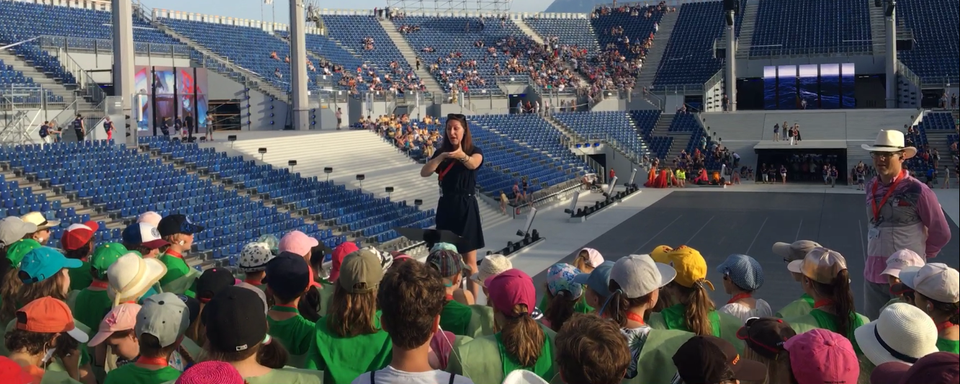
left=668, top=245, right=715, bottom=290
left=649, top=245, right=674, bottom=264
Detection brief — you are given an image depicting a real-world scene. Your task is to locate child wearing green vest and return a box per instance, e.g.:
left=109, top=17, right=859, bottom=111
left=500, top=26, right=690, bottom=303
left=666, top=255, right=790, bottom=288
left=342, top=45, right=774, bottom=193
left=554, top=313, right=630, bottom=384
left=898, top=263, right=960, bottom=354
left=447, top=269, right=558, bottom=384
left=70, top=243, right=127, bottom=334
left=772, top=239, right=822, bottom=319
left=156, top=215, right=203, bottom=295
left=0, top=237, right=42, bottom=326
left=353, top=256, right=474, bottom=383
left=264, top=252, right=316, bottom=368
left=603, top=254, right=693, bottom=384
left=536, top=251, right=600, bottom=315
left=5, top=297, right=88, bottom=384
left=239, top=242, right=274, bottom=287
left=61, top=221, right=99, bottom=292
left=305, top=248, right=392, bottom=384
left=103, top=293, right=190, bottom=384
left=541, top=263, right=584, bottom=332
left=648, top=246, right=743, bottom=349
left=426, top=249, right=475, bottom=336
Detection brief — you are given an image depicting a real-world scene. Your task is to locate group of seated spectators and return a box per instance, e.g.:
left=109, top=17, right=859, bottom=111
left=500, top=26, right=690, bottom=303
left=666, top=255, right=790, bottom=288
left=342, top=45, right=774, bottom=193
left=396, top=24, right=420, bottom=33
left=333, top=62, right=425, bottom=95
left=358, top=113, right=442, bottom=160
left=591, top=1, right=677, bottom=19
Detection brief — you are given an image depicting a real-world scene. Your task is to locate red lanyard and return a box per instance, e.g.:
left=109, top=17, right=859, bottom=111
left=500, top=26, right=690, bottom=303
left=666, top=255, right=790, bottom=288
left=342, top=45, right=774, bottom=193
left=244, top=277, right=262, bottom=286
left=88, top=281, right=109, bottom=289
left=165, top=250, right=183, bottom=260
left=814, top=299, right=834, bottom=309
left=445, top=294, right=454, bottom=301
left=937, top=322, right=957, bottom=333
left=437, top=161, right=456, bottom=182
left=626, top=311, right=645, bottom=325
left=871, top=170, right=905, bottom=223
left=727, top=292, right=752, bottom=304
left=136, top=356, right=169, bottom=367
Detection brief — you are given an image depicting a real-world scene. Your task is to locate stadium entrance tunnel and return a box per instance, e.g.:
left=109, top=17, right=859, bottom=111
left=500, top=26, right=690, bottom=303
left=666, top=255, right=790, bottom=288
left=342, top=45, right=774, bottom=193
left=753, top=145, right=848, bottom=184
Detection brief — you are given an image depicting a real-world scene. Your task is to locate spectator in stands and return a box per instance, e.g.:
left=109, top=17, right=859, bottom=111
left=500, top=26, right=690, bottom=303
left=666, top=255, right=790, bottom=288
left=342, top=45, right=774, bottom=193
left=554, top=313, right=630, bottom=384
left=17, top=247, right=81, bottom=317
left=103, top=293, right=191, bottom=384
left=716, top=254, right=772, bottom=323
left=861, top=130, right=951, bottom=320
left=426, top=249, right=474, bottom=336
left=305, top=248, right=391, bottom=384
left=157, top=215, right=204, bottom=294
left=671, top=335, right=767, bottom=384
left=4, top=297, right=89, bottom=384
left=264, top=252, right=315, bottom=368
left=783, top=329, right=861, bottom=384
left=353, top=258, right=472, bottom=383
left=420, top=114, right=485, bottom=298
left=898, top=263, right=960, bottom=353
left=71, top=243, right=126, bottom=339
left=736, top=317, right=797, bottom=384
left=122, top=222, right=169, bottom=259
left=20, top=211, right=57, bottom=246
left=61, top=221, right=98, bottom=291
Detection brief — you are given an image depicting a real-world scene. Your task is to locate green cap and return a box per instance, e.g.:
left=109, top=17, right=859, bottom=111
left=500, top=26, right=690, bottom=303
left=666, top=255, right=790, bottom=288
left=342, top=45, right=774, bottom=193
left=5, top=239, right=42, bottom=268
left=91, top=243, right=128, bottom=279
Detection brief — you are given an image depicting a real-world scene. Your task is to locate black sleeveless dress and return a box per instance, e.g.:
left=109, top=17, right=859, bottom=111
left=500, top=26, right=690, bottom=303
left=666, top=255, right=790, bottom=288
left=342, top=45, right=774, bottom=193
left=431, top=146, right=485, bottom=253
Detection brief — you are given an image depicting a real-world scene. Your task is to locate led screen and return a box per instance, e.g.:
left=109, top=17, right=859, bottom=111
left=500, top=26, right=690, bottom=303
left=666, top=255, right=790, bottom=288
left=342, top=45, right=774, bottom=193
left=763, top=66, right=777, bottom=110
left=820, top=63, right=840, bottom=109
left=841, top=63, right=856, bottom=108
left=798, top=64, right=819, bottom=109
left=777, top=65, right=797, bottom=110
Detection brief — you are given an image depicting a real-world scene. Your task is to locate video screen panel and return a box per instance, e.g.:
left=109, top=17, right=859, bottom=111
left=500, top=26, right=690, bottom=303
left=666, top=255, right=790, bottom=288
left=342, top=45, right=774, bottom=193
left=798, top=64, right=819, bottom=109
left=777, top=65, right=797, bottom=110
left=841, top=63, right=856, bottom=109
left=195, top=69, right=209, bottom=128
left=820, top=64, right=840, bottom=109
left=134, top=66, right=151, bottom=131
left=763, top=66, right=777, bottom=110
left=152, top=66, right=176, bottom=123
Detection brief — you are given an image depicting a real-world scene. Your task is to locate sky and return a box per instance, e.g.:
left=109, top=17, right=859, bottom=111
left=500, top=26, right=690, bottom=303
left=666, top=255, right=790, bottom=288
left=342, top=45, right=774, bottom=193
left=138, top=0, right=551, bottom=23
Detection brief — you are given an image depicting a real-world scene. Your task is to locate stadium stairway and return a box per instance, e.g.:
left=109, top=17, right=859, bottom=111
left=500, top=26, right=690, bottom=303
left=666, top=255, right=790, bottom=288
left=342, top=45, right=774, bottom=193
left=635, top=11, right=678, bottom=90
left=867, top=2, right=887, bottom=54
left=655, top=114, right=694, bottom=161
left=733, top=0, right=759, bottom=58
left=377, top=18, right=445, bottom=96
left=514, top=18, right=593, bottom=89
left=0, top=49, right=100, bottom=114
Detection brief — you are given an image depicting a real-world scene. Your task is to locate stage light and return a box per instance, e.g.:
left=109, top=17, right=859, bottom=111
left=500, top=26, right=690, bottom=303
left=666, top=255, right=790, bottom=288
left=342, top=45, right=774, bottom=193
left=414, top=199, right=423, bottom=207
left=228, top=135, right=237, bottom=148
left=323, top=167, right=333, bottom=181
left=516, top=207, right=537, bottom=237
left=258, top=147, right=267, bottom=161
left=628, top=168, right=638, bottom=187
left=606, top=176, right=618, bottom=196
left=356, top=174, right=365, bottom=188
left=288, top=160, right=297, bottom=172
left=564, top=191, right=580, bottom=217
left=385, top=186, right=394, bottom=199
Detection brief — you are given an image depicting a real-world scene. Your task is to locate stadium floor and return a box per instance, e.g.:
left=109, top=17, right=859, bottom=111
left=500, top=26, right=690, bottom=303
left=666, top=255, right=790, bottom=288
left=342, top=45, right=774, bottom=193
left=530, top=191, right=960, bottom=311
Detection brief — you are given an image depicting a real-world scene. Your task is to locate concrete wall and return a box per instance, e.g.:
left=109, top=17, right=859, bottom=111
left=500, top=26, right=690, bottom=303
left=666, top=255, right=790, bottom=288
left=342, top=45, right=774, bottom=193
left=60, top=52, right=192, bottom=83
left=603, top=146, right=641, bottom=185
left=206, top=71, right=333, bottom=131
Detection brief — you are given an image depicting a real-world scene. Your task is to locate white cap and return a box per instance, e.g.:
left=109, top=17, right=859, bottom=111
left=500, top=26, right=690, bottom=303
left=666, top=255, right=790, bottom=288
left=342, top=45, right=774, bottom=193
left=471, top=254, right=513, bottom=287
left=238, top=242, right=274, bottom=273
left=855, top=303, right=940, bottom=366
left=899, top=263, right=960, bottom=303
left=136, top=293, right=190, bottom=348
left=137, top=211, right=163, bottom=227
left=107, top=253, right=167, bottom=305
left=502, top=370, right=550, bottom=384
left=0, top=217, right=37, bottom=246
left=609, top=254, right=676, bottom=299
left=579, top=248, right=605, bottom=268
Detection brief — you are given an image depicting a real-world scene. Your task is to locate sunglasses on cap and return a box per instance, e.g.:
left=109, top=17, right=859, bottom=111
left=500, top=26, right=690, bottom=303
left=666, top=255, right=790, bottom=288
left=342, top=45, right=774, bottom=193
left=447, top=113, right=466, bottom=120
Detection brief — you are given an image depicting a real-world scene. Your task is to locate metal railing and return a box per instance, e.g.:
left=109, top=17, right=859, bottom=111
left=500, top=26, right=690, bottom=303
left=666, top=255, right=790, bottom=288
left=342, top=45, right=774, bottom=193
left=739, top=44, right=875, bottom=59
left=37, top=35, right=191, bottom=57
left=42, top=45, right=107, bottom=105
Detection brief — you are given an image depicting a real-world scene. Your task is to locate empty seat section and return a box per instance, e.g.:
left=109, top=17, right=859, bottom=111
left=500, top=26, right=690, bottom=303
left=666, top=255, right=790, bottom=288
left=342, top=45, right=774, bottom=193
left=555, top=111, right=660, bottom=160
left=750, top=0, right=872, bottom=57
left=653, top=1, right=724, bottom=88
left=896, top=0, right=959, bottom=82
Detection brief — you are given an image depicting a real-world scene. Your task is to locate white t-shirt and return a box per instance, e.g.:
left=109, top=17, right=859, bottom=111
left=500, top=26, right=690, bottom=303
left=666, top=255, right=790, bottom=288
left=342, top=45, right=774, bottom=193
left=719, top=299, right=774, bottom=323
left=351, top=366, right=475, bottom=384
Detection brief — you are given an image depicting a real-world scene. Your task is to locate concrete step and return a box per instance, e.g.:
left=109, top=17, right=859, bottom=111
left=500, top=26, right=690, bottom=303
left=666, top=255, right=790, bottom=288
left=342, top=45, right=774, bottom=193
left=377, top=18, right=445, bottom=95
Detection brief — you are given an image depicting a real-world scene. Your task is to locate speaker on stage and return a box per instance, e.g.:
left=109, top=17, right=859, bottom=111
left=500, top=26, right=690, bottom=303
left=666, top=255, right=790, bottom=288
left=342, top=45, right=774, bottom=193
left=723, top=0, right=739, bottom=14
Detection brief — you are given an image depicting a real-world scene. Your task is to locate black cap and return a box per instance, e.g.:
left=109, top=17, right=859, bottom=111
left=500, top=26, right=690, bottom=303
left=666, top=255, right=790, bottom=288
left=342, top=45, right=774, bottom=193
left=157, top=214, right=205, bottom=237
left=736, top=317, right=797, bottom=359
left=195, top=268, right=235, bottom=301
left=176, top=293, right=202, bottom=326
left=673, top=335, right=767, bottom=384
left=202, top=286, right=267, bottom=353
left=264, top=252, right=310, bottom=300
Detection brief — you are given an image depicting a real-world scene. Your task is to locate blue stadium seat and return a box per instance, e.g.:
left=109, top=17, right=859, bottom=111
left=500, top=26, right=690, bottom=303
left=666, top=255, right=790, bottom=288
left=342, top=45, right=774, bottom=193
left=750, top=0, right=873, bottom=56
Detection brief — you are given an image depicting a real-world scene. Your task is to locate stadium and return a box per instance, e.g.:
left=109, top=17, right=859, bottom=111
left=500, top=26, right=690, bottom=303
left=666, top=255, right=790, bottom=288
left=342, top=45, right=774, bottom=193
left=0, top=0, right=958, bottom=382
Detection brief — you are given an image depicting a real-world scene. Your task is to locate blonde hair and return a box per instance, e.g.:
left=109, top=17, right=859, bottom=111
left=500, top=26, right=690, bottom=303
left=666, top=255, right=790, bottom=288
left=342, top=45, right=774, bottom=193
left=496, top=304, right=545, bottom=367
left=573, top=250, right=594, bottom=273
left=742, top=344, right=797, bottom=384
left=326, top=283, right=379, bottom=337
left=670, top=281, right=715, bottom=336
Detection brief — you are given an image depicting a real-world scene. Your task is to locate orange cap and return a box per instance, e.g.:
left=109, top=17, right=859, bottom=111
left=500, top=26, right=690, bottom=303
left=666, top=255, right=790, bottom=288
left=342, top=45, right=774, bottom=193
left=16, top=298, right=89, bottom=343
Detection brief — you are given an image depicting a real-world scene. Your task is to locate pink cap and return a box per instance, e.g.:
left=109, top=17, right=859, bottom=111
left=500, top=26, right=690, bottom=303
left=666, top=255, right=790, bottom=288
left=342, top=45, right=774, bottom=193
left=278, top=231, right=319, bottom=256
left=784, top=329, right=860, bottom=384
left=881, top=249, right=925, bottom=278
left=484, top=269, right=536, bottom=317
left=176, top=361, right=245, bottom=384
left=88, top=303, right=142, bottom=347
left=580, top=247, right=604, bottom=268
left=329, top=242, right=359, bottom=282
left=137, top=211, right=162, bottom=227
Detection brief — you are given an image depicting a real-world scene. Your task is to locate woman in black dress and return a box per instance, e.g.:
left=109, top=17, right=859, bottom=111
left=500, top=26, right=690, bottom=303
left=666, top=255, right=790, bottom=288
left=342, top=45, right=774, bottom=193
left=420, top=113, right=485, bottom=296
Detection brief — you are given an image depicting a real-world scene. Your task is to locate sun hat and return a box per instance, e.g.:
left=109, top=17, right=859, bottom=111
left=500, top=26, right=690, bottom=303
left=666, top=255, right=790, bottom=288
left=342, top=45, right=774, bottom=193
left=426, top=249, right=470, bottom=278
left=195, top=268, right=236, bottom=302
left=176, top=361, right=246, bottom=384
left=471, top=254, right=513, bottom=287
left=784, top=329, right=860, bottom=384
left=871, top=352, right=960, bottom=384
left=736, top=317, right=797, bottom=359
left=882, top=249, right=926, bottom=278
left=546, top=263, right=583, bottom=299
left=19, top=247, right=83, bottom=283
left=107, top=253, right=167, bottom=305
left=122, top=222, right=169, bottom=249
left=88, top=303, right=142, bottom=347
left=278, top=230, right=318, bottom=256
left=157, top=214, right=205, bottom=237
left=899, top=263, right=960, bottom=304
left=60, top=221, right=99, bottom=251
left=329, top=241, right=360, bottom=282
left=672, top=335, right=767, bottom=384
left=609, top=254, right=676, bottom=299
left=572, top=260, right=615, bottom=299
left=137, top=211, right=163, bottom=227
left=4, top=238, right=41, bottom=268
left=15, top=297, right=89, bottom=343
left=0, top=356, right=33, bottom=384
left=502, top=369, right=550, bottom=384
left=202, top=286, right=268, bottom=353
left=772, top=240, right=821, bottom=273
left=798, top=247, right=847, bottom=284
left=137, top=292, right=191, bottom=348
left=717, top=254, right=764, bottom=291
left=649, top=245, right=673, bottom=264
left=577, top=248, right=604, bottom=268
left=264, top=252, right=310, bottom=300
left=668, top=246, right=714, bottom=290
left=238, top=242, right=274, bottom=273
left=855, top=302, right=940, bottom=366
left=485, top=269, right=536, bottom=317
left=20, top=211, right=59, bottom=230
left=861, top=130, right=917, bottom=159
left=338, top=248, right=385, bottom=294
left=90, top=243, right=127, bottom=280
left=0, top=217, right=38, bottom=247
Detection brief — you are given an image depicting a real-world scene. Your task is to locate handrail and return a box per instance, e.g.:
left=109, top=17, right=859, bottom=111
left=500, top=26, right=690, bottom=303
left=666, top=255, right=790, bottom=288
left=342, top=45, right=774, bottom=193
left=37, top=35, right=191, bottom=57
left=43, top=45, right=106, bottom=105
left=738, top=44, right=874, bottom=59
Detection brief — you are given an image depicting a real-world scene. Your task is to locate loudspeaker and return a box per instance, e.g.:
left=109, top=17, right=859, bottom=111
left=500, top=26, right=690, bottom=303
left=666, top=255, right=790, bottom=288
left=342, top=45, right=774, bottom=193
left=723, top=0, right=738, bottom=13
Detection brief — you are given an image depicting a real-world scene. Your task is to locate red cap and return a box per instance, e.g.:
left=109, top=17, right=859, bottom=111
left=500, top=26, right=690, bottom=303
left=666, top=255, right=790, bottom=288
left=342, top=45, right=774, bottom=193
left=0, top=356, right=33, bottom=384
left=329, top=242, right=359, bottom=282
left=484, top=269, right=535, bottom=317
left=61, top=221, right=99, bottom=251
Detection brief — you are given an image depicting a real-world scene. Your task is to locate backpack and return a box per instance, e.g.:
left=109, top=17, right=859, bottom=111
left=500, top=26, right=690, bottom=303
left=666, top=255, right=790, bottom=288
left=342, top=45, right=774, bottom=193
left=39, top=125, right=49, bottom=138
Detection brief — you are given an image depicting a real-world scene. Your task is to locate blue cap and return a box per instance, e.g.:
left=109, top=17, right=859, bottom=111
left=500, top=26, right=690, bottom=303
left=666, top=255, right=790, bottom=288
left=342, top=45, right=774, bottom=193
left=19, top=247, right=84, bottom=283
left=716, top=254, right=764, bottom=291
left=572, top=260, right=615, bottom=299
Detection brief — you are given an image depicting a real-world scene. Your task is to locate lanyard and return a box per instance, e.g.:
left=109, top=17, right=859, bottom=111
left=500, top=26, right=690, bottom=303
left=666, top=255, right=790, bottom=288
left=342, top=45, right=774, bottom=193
left=814, top=299, right=834, bottom=309
left=244, top=277, right=262, bottom=286
left=445, top=294, right=454, bottom=301
left=626, top=311, right=645, bottom=325
left=437, top=161, right=456, bottom=183
left=88, top=281, right=109, bottom=289
left=136, top=356, right=169, bottom=367
left=165, top=250, right=183, bottom=260
left=270, top=304, right=300, bottom=314
left=727, top=292, right=752, bottom=304
left=937, top=321, right=957, bottom=333
left=871, top=170, right=905, bottom=224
